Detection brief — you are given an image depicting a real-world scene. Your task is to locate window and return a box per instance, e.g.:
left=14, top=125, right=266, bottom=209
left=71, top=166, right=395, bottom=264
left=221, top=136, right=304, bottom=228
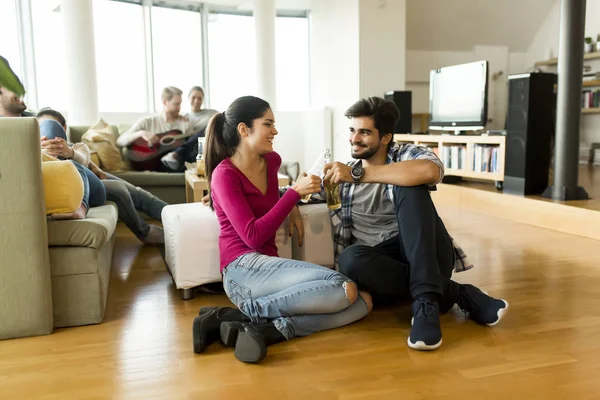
left=31, top=0, right=68, bottom=110
left=93, top=0, right=147, bottom=112
left=206, top=13, right=310, bottom=111
left=207, top=13, right=257, bottom=112
left=0, top=0, right=23, bottom=84
left=276, top=16, right=310, bottom=109
left=151, top=6, right=203, bottom=113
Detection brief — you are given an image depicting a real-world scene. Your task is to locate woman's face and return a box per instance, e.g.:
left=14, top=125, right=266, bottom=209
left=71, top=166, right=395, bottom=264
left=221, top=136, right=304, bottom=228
left=243, top=108, right=278, bottom=154
left=189, top=90, right=204, bottom=113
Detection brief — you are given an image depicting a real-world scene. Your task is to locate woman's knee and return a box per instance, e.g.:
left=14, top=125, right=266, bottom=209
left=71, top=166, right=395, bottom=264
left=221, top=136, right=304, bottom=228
left=359, top=291, right=373, bottom=313
left=343, top=281, right=358, bottom=304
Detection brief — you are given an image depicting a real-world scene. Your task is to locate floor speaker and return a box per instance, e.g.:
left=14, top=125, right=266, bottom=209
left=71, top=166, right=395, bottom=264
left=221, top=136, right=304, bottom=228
left=384, top=91, right=412, bottom=133
left=504, top=73, right=557, bottom=196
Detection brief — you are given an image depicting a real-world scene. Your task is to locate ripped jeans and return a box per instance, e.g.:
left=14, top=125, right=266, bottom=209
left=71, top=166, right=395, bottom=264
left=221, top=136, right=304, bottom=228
left=223, top=252, right=370, bottom=340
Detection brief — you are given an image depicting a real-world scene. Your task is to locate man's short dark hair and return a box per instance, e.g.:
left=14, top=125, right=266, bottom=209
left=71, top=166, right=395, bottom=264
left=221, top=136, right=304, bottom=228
left=37, top=107, right=66, bottom=127
left=344, top=96, right=400, bottom=137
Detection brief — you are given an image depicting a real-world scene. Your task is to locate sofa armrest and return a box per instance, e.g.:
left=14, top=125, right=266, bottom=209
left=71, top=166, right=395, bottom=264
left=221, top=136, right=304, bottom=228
left=0, top=117, right=54, bottom=339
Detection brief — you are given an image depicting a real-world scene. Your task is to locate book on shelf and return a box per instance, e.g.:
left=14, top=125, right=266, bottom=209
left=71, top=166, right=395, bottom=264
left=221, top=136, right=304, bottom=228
left=582, top=89, right=600, bottom=108
left=473, top=144, right=500, bottom=173
left=440, top=144, right=466, bottom=170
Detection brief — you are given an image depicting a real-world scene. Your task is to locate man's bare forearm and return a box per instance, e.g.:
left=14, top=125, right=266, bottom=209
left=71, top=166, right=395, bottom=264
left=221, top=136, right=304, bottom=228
left=362, top=160, right=440, bottom=186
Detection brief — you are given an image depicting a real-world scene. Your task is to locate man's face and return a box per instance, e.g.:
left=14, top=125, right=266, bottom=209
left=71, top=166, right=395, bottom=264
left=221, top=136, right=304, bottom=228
left=0, top=87, right=27, bottom=115
left=164, top=94, right=182, bottom=114
left=349, top=116, right=390, bottom=159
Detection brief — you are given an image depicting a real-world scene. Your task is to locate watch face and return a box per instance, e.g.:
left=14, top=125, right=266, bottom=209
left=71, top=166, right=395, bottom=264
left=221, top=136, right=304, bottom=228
left=352, top=163, right=363, bottom=178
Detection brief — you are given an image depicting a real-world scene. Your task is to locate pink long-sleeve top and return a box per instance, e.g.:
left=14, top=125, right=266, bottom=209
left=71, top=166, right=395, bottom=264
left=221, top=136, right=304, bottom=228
left=210, top=151, right=300, bottom=271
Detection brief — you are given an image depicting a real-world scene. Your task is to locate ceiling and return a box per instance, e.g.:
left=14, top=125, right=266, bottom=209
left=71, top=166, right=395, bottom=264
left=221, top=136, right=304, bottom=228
left=406, top=0, right=555, bottom=51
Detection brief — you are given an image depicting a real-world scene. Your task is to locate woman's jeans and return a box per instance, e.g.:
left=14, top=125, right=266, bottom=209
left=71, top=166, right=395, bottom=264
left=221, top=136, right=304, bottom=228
left=223, top=252, right=370, bottom=340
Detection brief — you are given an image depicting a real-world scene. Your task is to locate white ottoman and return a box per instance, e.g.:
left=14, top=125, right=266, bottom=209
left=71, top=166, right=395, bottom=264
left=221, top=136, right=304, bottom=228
left=162, top=202, right=292, bottom=299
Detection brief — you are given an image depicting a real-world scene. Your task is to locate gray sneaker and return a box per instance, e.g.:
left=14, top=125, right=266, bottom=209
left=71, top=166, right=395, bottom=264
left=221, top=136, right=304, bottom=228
left=141, top=225, right=164, bottom=245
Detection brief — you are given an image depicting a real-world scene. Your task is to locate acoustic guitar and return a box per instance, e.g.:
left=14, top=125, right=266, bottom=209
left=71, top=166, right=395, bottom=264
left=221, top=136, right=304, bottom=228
left=126, top=129, right=189, bottom=171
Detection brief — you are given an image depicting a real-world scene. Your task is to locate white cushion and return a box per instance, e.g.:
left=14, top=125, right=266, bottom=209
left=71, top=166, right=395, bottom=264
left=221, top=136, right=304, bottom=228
left=292, top=204, right=335, bottom=269
left=162, top=202, right=293, bottom=290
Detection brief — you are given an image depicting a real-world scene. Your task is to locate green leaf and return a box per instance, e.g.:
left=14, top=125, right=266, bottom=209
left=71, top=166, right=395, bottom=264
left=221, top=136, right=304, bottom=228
left=0, top=56, right=25, bottom=97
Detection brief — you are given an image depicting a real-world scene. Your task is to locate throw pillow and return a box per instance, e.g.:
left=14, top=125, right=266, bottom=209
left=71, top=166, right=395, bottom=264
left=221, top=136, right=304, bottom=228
left=81, top=119, right=129, bottom=172
left=41, top=160, right=84, bottom=215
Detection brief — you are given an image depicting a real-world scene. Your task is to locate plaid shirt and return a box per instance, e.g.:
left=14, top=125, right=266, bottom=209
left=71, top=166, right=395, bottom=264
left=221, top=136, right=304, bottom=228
left=326, top=142, right=473, bottom=272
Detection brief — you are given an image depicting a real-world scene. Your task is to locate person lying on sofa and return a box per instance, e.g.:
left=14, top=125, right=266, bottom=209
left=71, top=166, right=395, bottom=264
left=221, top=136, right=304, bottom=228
left=116, top=86, right=198, bottom=171
left=161, top=86, right=219, bottom=171
left=317, top=96, right=509, bottom=351
left=37, top=109, right=166, bottom=244
left=0, top=85, right=105, bottom=219
left=192, top=96, right=372, bottom=364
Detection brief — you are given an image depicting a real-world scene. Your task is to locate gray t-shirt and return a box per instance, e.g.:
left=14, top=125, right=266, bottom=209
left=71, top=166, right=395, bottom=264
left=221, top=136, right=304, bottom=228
left=351, top=183, right=398, bottom=246
left=188, top=109, right=219, bottom=132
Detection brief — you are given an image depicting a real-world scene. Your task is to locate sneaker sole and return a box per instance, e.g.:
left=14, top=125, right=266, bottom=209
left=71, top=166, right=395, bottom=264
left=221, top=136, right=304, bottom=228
left=486, top=299, right=509, bottom=327
left=407, top=337, right=442, bottom=351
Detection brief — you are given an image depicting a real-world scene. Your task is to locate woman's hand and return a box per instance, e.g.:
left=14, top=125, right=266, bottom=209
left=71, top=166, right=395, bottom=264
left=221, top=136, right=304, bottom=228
left=288, top=206, right=304, bottom=247
left=40, top=136, right=75, bottom=159
left=89, top=162, right=107, bottom=180
left=291, top=173, right=322, bottom=197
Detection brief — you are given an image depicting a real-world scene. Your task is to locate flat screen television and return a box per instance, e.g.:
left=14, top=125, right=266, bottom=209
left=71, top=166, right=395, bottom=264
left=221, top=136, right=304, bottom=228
left=429, top=60, right=489, bottom=133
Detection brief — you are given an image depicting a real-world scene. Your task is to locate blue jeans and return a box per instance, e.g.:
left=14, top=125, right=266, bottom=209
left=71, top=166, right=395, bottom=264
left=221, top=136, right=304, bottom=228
left=223, top=252, right=369, bottom=340
left=103, top=173, right=167, bottom=238
left=69, top=161, right=106, bottom=209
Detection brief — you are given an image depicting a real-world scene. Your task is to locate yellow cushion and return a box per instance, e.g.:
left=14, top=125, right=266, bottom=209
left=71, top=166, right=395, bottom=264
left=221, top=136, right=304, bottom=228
left=81, top=119, right=129, bottom=172
left=41, top=161, right=84, bottom=215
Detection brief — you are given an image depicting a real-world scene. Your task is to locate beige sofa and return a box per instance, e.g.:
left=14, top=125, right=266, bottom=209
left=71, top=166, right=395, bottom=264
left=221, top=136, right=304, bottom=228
left=68, top=126, right=186, bottom=205
left=0, top=118, right=118, bottom=339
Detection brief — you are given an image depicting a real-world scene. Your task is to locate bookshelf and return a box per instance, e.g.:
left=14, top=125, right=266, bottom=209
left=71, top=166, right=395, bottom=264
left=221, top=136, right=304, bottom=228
left=534, top=51, right=600, bottom=66
left=394, top=134, right=506, bottom=185
left=536, top=53, right=600, bottom=114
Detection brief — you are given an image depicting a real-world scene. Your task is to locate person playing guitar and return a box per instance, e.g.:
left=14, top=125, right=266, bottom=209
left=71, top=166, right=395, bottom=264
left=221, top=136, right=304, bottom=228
left=117, top=86, right=196, bottom=171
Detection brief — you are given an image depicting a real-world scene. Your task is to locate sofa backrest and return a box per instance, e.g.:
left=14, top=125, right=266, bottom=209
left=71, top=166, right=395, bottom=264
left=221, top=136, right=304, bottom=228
left=67, top=125, right=121, bottom=144
left=0, top=117, right=54, bottom=339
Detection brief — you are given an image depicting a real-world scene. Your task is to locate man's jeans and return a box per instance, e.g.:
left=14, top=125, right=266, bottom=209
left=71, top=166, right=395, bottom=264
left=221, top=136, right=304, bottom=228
left=103, top=174, right=167, bottom=239
left=223, top=252, right=369, bottom=340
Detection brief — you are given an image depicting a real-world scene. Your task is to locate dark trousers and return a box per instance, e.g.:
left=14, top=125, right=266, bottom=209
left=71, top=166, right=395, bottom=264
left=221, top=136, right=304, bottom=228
left=339, top=185, right=459, bottom=307
left=174, top=128, right=206, bottom=164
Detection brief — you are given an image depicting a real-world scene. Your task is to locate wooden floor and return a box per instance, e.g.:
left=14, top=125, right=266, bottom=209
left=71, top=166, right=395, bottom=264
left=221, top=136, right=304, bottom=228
left=458, top=165, right=600, bottom=211
left=2, top=207, right=600, bottom=399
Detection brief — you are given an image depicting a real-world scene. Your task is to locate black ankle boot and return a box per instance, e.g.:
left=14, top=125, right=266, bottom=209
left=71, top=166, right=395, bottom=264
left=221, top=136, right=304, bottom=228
left=192, top=307, right=250, bottom=354
left=220, top=322, right=286, bottom=363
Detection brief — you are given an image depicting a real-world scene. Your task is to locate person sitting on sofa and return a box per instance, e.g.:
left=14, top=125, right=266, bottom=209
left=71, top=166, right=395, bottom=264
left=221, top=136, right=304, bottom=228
left=192, top=96, right=373, bottom=364
left=116, top=86, right=196, bottom=171
left=37, top=108, right=166, bottom=244
left=319, top=96, right=509, bottom=351
left=161, top=86, right=219, bottom=171
left=0, top=85, right=104, bottom=219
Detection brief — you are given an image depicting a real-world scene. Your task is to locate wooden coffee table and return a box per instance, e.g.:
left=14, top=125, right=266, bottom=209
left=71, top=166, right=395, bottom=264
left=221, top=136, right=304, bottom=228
left=185, top=170, right=291, bottom=203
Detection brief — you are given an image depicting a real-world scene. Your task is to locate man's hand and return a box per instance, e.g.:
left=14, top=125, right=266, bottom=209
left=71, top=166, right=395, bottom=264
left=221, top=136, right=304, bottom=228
left=40, top=136, right=75, bottom=159
left=288, top=206, right=304, bottom=246
left=138, top=130, right=160, bottom=146
left=323, top=162, right=353, bottom=184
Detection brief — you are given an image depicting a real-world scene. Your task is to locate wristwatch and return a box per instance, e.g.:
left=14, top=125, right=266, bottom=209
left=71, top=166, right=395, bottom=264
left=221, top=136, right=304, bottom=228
left=351, top=161, right=365, bottom=185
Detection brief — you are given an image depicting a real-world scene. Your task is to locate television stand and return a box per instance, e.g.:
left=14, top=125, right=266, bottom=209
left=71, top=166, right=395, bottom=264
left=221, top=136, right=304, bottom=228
left=393, top=134, right=505, bottom=188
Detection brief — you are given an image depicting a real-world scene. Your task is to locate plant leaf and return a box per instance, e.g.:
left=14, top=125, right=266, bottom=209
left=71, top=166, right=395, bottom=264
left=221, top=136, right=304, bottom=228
left=0, top=56, right=25, bottom=96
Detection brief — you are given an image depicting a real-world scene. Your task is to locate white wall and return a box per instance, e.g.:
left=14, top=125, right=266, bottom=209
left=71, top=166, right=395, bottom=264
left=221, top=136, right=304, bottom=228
left=526, top=0, right=600, bottom=145
left=309, top=0, right=359, bottom=162
left=310, top=0, right=407, bottom=162
left=358, top=0, right=406, bottom=97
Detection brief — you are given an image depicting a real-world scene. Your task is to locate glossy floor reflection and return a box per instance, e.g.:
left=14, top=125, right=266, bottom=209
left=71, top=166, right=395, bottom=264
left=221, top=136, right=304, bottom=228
left=1, top=206, right=600, bottom=399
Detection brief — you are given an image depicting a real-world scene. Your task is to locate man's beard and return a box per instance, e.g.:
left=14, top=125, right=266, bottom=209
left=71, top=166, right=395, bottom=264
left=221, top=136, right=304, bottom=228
left=3, top=101, right=26, bottom=115
left=351, top=143, right=379, bottom=159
